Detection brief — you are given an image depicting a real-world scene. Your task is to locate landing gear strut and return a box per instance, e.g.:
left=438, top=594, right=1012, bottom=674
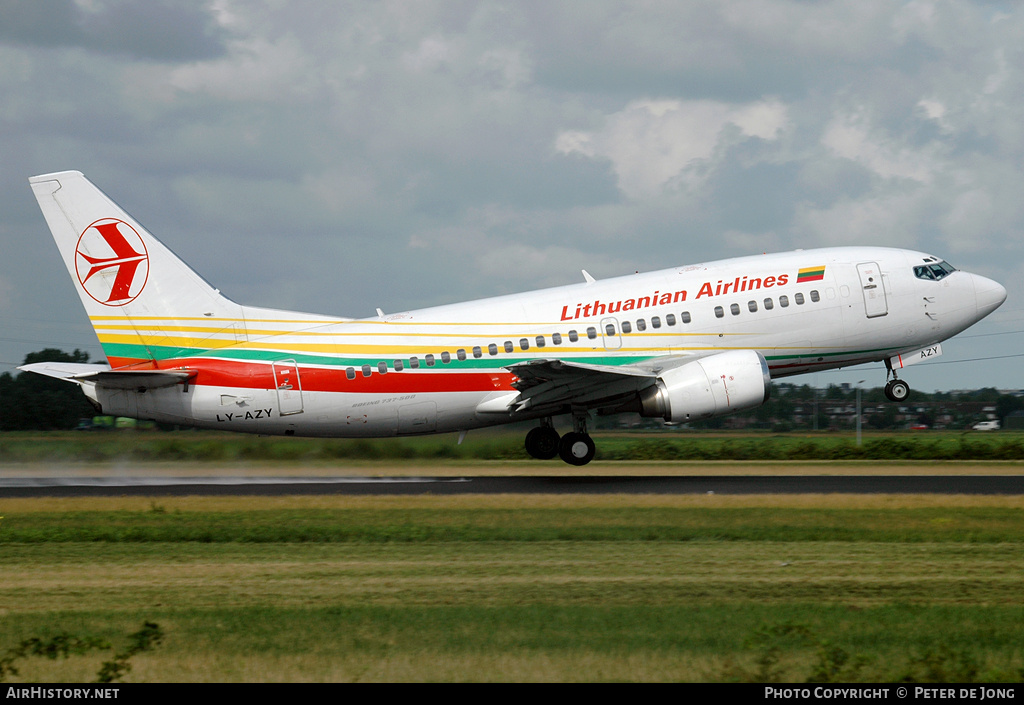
left=524, top=414, right=596, bottom=466
left=883, top=360, right=911, bottom=402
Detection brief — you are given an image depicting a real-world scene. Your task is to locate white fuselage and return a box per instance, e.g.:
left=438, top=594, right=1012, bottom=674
left=90, top=246, right=1005, bottom=437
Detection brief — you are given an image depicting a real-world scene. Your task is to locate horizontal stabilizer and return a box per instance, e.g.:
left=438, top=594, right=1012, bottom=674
left=18, top=362, right=110, bottom=380
left=75, top=369, right=196, bottom=390
left=19, top=362, right=194, bottom=390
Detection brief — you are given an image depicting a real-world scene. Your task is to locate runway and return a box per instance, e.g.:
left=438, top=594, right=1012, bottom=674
left=2, top=474, right=1023, bottom=497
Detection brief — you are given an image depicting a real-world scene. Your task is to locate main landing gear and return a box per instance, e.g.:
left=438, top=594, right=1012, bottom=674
left=524, top=414, right=596, bottom=466
left=883, top=360, right=911, bottom=402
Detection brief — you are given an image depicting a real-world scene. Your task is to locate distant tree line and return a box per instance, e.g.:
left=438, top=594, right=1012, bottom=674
left=3, top=349, right=1024, bottom=432
left=0, top=349, right=99, bottom=431
left=606, top=381, right=1024, bottom=432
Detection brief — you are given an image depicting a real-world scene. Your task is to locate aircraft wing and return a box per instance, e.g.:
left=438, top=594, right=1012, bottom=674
left=503, top=358, right=664, bottom=414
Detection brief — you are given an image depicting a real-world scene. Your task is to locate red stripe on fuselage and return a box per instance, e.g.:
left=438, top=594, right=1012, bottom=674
left=143, top=357, right=514, bottom=394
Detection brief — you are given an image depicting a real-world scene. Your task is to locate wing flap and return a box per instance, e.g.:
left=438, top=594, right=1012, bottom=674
left=505, top=358, right=659, bottom=414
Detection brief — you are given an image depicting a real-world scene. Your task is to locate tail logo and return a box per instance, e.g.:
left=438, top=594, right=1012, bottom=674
left=75, top=219, right=149, bottom=306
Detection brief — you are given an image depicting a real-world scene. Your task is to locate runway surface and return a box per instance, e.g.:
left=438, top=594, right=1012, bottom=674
left=2, top=474, right=1023, bottom=497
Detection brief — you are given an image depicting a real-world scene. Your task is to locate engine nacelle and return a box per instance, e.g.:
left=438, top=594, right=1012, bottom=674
left=639, top=350, right=771, bottom=423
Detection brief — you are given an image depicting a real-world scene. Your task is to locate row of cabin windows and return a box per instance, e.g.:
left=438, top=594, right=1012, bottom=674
left=343, top=293, right=819, bottom=379
left=343, top=311, right=697, bottom=379
left=712, top=290, right=819, bottom=318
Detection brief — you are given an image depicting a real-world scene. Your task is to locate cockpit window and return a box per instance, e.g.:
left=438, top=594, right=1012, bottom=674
left=914, top=260, right=957, bottom=281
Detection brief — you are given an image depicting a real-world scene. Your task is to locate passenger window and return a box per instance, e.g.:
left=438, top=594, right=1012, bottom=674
left=457, top=349, right=466, bottom=361
left=535, top=336, right=545, bottom=348
left=810, top=290, right=820, bottom=303
left=622, top=321, right=632, bottom=334
left=666, top=314, right=676, bottom=326
left=504, top=341, right=514, bottom=353
left=410, top=356, right=420, bottom=369
left=715, top=306, right=724, bottom=318
left=519, top=338, right=530, bottom=351
left=636, top=319, right=646, bottom=331
left=748, top=301, right=757, bottom=313
left=605, top=323, right=616, bottom=336
left=362, top=364, right=372, bottom=377
left=441, top=351, right=451, bottom=363
left=394, top=360, right=404, bottom=371
left=569, top=330, right=579, bottom=342
left=681, top=311, right=691, bottom=323
left=651, top=316, right=661, bottom=329
left=730, top=303, right=740, bottom=316
left=795, top=292, right=805, bottom=305
left=472, top=346, right=482, bottom=358
left=346, top=367, right=356, bottom=380
left=764, top=298, right=774, bottom=310
left=377, top=362, right=388, bottom=374
left=586, top=327, right=597, bottom=339
left=779, top=295, right=789, bottom=308
left=425, top=354, right=435, bottom=366
left=552, top=333, right=562, bottom=345
left=488, top=343, right=498, bottom=356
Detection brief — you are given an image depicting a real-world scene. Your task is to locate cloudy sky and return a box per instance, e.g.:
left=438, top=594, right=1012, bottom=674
left=1, top=0, right=1022, bottom=393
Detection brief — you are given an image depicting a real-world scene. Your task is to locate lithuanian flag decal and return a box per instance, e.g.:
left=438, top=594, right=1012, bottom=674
left=797, top=265, right=826, bottom=283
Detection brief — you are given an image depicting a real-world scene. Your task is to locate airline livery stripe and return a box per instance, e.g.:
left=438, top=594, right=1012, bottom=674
left=96, top=342, right=663, bottom=369
left=186, top=358, right=515, bottom=394
left=90, top=315, right=562, bottom=327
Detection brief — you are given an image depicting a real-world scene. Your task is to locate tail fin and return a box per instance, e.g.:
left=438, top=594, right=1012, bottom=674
left=30, top=170, right=246, bottom=368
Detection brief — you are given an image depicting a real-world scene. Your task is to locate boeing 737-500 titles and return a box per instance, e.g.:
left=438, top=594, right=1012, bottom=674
left=21, top=171, right=1007, bottom=464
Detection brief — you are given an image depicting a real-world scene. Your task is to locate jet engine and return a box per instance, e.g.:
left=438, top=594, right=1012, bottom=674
left=638, top=350, right=771, bottom=423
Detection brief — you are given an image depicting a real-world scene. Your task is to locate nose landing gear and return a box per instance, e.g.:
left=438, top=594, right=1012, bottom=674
left=883, top=360, right=911, bottom=402
left=884, top=378, right=910, bottom=401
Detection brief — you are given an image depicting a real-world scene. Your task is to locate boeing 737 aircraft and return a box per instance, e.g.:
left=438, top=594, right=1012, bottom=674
left=22, top=171, right=1007, bottom=464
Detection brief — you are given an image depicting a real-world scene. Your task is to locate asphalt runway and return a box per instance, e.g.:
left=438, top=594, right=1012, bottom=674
left=2, top=474, right=1023, bottom=497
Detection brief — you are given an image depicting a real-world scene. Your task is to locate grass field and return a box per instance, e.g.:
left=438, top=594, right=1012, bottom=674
left=3, top=428, right=1024, bottom=465
left=3, top=491, right=1024, bottom=682
left=2, top=430, right=1023, bottom=682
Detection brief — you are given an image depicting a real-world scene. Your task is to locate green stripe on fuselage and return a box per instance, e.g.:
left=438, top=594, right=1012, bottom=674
left=99, top=342, right=659, bottom=370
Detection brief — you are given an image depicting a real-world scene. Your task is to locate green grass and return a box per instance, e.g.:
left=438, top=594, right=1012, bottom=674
left=4, top=506, right=1024, bottom=543
left=3, top=604, right=1023, bottom=682
left=3, top=495, right=1024, bottom=681
left=4, top=429, right=1024, bottom=463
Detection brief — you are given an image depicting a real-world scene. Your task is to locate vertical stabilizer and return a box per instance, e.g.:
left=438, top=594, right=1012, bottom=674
left=29, top=171, right=246, bottom=367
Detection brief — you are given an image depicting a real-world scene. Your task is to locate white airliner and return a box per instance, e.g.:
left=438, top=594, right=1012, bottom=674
left=22, top=171, right=1007, bottom=464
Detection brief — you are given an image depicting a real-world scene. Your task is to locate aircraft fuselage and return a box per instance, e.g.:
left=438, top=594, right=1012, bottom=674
left=87, top=247, right=1002, bottom=437
left=24, top=171, right=1007, bottom=464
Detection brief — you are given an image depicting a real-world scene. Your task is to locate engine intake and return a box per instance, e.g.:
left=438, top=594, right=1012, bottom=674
left=639, top=350, right=771, bottom=422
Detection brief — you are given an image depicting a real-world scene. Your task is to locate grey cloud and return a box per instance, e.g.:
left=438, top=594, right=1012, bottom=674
left=0, top=0, right=228, bottom=61
left=2, top=1, right=1022, bottom=392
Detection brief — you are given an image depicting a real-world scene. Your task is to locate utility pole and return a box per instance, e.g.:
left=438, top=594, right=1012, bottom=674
left=856, top=380, right=865, bottom=446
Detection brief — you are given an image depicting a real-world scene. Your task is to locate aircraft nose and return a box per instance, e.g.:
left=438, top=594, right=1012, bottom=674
left=972, top=273, right=1007, bottom=318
